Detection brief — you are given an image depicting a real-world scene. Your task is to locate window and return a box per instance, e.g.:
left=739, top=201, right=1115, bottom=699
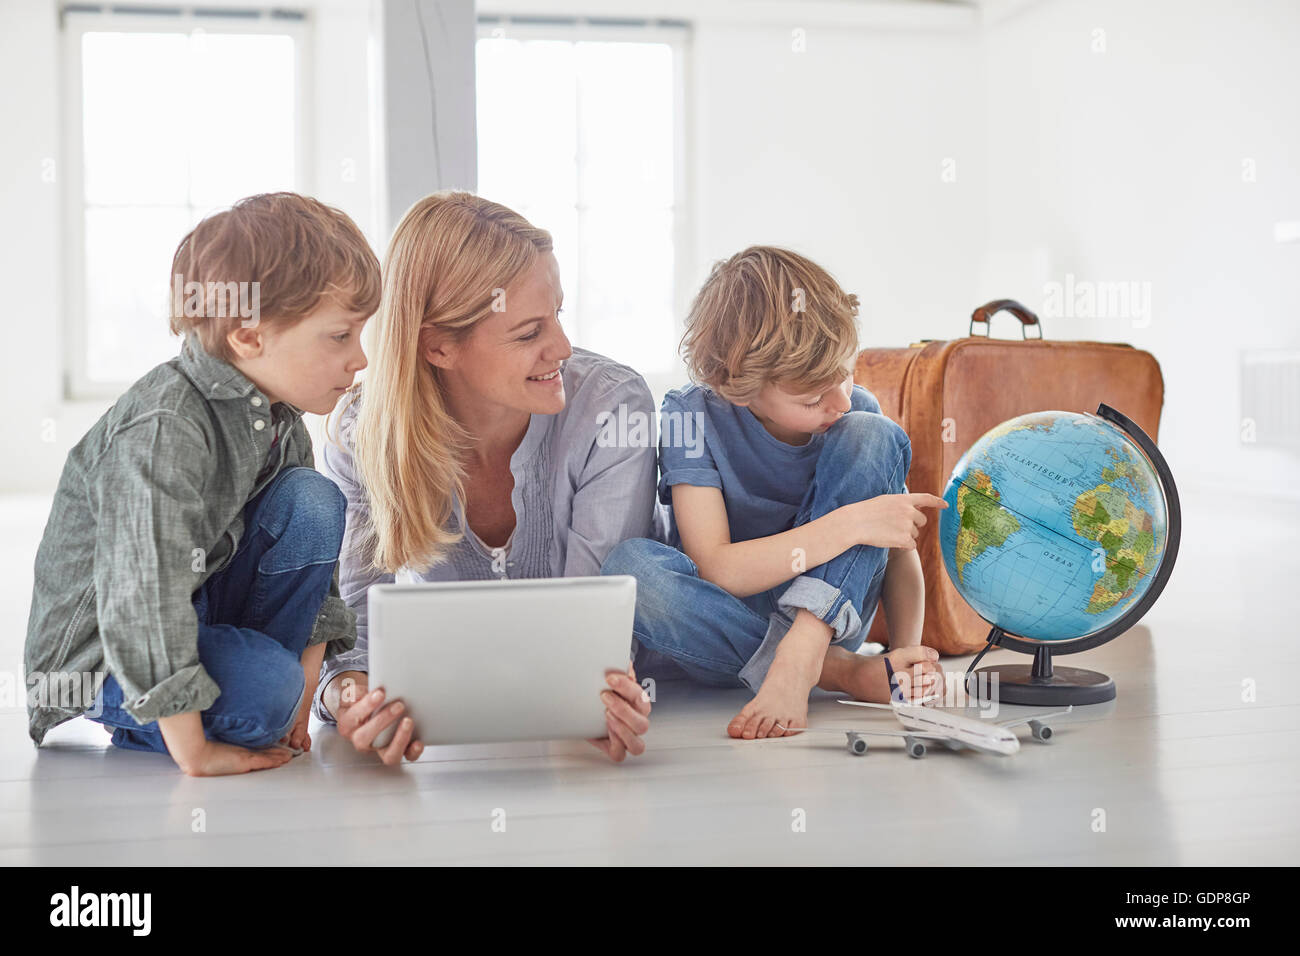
left=62, top=8, right=309, bottom=398
left=476, top=19, right=689, bottom=394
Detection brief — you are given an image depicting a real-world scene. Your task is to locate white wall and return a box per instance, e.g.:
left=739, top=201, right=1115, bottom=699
left=688, top=18, right=986, bottom=350
left=980, top=0, right=1300, bottom=499
left=1, top=0, right=65, bottom=496
left=380, top=0, right=478, bottom=233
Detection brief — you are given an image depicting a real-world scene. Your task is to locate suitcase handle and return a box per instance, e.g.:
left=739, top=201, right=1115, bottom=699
left=969, top=299, right=1043, bottom=339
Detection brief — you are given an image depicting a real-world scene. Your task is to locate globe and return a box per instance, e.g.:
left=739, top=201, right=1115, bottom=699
left=938, top=408, right=1171, bottom=643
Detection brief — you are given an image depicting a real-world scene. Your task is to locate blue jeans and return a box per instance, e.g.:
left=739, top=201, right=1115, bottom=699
left=88, top=467, right=346, bottom=753
left=602, top=411, right=910, bottom=692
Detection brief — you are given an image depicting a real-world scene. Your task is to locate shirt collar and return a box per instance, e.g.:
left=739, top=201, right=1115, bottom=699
left=176, top=332, right=305, bottom=423
left=178, top=331, right=257, bottom=400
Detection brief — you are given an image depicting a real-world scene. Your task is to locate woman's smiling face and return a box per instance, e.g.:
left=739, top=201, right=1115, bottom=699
left=426, top=251, right=573, bottom=418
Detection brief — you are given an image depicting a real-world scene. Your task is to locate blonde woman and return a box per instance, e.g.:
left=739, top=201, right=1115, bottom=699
left=312, top=192, right=656, bottom=764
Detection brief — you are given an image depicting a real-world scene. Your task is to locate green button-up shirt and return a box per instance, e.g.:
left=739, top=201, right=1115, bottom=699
left=24, top=333, right=356, bottom=745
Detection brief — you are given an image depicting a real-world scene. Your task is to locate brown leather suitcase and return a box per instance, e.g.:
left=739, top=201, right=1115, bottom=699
left=854, top=299, right=1165, bottom=656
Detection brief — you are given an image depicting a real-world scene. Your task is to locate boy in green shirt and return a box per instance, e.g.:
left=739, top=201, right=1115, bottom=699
left=25, top=192, right=379, bottom=776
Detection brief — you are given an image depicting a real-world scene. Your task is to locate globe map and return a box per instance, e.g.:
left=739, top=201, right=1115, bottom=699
left=938, top=410, right=1168, bottom=641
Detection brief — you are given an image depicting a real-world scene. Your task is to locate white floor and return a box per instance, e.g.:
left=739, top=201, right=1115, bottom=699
left=2, top=490, right=1297, bottom=866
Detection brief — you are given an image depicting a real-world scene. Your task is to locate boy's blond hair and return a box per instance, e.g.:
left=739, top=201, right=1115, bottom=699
left=168, top=192, right=381, bottom=360
left=681, top=246, right=860, bottom=404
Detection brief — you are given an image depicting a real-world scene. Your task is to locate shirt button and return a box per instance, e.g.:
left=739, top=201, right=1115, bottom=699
left=251, top=396, right=263, bottom=407
left=253, top=419, right=266, bottom=431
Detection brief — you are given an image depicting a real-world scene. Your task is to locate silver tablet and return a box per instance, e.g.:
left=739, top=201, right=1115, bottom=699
left=367, top=575, right=637, bottom=748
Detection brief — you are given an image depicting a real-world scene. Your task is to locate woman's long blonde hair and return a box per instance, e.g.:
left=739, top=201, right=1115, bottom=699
left=337, top=191, right=553, bottom=574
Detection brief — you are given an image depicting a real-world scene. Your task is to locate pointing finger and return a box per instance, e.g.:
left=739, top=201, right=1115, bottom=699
left=909, top=493, right=948, bottom=509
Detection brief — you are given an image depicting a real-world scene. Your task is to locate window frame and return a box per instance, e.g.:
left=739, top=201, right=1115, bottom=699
left=475, top=16, right=692, bottom=402
left=60, top=7, right=313, bottom=400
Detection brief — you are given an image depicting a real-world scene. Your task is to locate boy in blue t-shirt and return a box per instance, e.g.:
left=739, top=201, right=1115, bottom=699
left=603, top=246, right=947, bottom=739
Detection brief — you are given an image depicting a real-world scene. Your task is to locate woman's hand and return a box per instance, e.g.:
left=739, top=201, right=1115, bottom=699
left=588, top=664, right=651, bottom=763
left=329, top=673, right=425, bottom=765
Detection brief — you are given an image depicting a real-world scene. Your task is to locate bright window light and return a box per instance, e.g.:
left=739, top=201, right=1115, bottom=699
left=73, top=27, right=299, bottom=389
left=476, top=31, right=680, bottom=376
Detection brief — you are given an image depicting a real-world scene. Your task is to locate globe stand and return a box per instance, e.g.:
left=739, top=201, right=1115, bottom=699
left=956, top=403, right=1181, bottom=710
left=965, top=628, right=1117, bottom=706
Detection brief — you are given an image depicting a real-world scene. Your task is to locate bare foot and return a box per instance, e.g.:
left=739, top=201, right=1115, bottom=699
left=728, top=611, right=830, bottom=739
left=819, top=644, right=942, bottom=703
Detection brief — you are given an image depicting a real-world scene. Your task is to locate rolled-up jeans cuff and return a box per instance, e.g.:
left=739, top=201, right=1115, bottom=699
left=736, top=613, right=794, bottom=692
left=777, top=575, right=864, bottom=646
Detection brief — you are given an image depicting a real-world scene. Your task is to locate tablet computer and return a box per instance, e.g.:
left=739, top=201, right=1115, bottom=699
left=366, top=575, right=637, bottom=747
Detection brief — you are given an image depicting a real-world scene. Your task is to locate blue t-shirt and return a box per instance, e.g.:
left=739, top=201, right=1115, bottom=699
left=656, top=382, right=889, bottom=548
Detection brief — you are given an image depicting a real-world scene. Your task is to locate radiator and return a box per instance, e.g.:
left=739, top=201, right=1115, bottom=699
left=1241, top=350, right=1300, bottom=447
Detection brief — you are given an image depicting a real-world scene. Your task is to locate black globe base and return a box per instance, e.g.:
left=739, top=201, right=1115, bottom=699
left=964, top=640, right=1116, bottom=706
left=966, top=663, right=1116, bottom=706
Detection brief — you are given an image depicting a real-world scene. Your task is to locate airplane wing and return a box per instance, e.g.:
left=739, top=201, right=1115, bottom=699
left=776, top=725, right=952, bottom=741
left=837, top=691, right=943, bottom=710
left=994, top=705, right=1074, bottom=728
left=836, top=700, right=894, bottom=711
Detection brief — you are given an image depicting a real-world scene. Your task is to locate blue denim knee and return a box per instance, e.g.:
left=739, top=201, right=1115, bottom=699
left=249, top=466, right=347, bottom=573
left=815, top=410, right=912, bottom=504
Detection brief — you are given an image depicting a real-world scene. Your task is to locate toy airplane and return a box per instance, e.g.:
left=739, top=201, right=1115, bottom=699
left=775, top=658, right=1073, bottom=758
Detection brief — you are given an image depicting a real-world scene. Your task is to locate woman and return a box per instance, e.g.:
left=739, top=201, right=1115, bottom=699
left=311, top=192, right=656, bottom=764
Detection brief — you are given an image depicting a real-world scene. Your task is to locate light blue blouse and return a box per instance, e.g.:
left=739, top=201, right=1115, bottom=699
left=312, top=347, right=658, bottom=722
